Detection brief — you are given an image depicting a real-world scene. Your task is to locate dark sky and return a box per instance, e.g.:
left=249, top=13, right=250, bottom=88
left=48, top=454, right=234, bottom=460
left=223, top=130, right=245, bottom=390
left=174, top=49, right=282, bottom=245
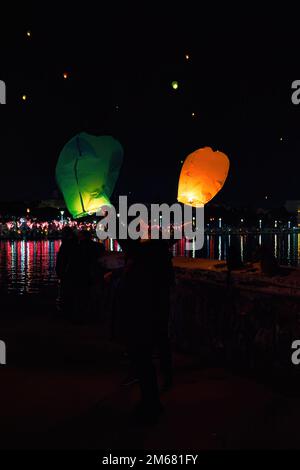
left=1, top=5, right=300, bottom=206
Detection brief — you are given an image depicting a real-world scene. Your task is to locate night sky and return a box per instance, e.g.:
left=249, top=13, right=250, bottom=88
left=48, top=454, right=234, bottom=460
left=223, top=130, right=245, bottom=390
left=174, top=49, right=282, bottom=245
left=1, top=6, right=300, bottom=206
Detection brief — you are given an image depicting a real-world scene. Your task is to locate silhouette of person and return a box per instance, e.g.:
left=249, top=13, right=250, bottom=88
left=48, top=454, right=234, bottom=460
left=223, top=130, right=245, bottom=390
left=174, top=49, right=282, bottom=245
left=141, top=239, right=174, bottom=390
left=255, top=244, right=279, bottom=276
left=56, top=226, right=77, bottom=318
left=71, top=230, right=105, bottom=323
left=113, top=237, right=174, bottom=423
left=227, top=239, right=244, bottom=272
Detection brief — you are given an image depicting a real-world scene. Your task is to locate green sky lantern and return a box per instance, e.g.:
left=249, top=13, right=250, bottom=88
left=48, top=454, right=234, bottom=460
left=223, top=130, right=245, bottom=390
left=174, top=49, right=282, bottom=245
left=56, top=133, right=123, bottom=219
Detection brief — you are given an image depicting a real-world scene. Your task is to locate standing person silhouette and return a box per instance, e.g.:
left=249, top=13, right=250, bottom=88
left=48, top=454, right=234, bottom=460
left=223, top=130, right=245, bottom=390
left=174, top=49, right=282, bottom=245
left=56, top=226, right=77, bottom=319
left=113, top=238, right=174, bottom=423
left=72, top=230, right=105, bottom=323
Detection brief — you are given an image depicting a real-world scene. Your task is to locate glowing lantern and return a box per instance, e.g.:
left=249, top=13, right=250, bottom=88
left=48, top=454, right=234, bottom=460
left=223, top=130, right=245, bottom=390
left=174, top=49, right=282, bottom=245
left=172, top=81, right=179, bottom=90
left=177, top=147, right=230, bottom=207
left=63, top=72, right=68, bottom=79
left=56, top=133, right=123, bottom=218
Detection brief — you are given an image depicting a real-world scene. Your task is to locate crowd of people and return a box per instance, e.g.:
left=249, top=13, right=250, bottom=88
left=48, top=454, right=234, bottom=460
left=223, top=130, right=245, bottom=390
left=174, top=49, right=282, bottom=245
left=56, top=227, right=175, bottom=424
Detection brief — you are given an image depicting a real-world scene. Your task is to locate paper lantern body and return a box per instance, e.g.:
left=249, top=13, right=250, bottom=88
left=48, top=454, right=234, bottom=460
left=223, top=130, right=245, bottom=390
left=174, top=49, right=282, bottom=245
left=56, top=133, right=123, bottom=218
left=177, top=147, right=230, bottom=207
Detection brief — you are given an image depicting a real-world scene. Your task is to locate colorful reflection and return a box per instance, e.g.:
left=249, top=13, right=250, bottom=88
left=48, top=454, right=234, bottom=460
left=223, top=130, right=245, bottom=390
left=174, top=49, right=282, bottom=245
left=1, top=234, right=300, bottom=296
left=0, top=240, right=61, bottom=294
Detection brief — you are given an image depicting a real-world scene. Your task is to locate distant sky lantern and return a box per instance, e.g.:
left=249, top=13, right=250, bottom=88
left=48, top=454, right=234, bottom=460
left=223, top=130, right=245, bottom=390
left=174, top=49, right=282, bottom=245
left=22, top=94, right=27, bottom=101
left=177, top=147, right=230, bottom=207
left=56, top=133, right=123, bottom=218
left=185, top=54, right=190, bottom=60
left=63, top=72, right=68, bottom=79
left=26, top=30, right=31, bottom=38
left=171, top=81, right=179, bottom=90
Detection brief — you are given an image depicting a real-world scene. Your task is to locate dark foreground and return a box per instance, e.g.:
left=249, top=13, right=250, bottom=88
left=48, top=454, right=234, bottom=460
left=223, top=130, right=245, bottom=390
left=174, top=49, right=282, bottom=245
left=1, top=293, right=300, bottom=450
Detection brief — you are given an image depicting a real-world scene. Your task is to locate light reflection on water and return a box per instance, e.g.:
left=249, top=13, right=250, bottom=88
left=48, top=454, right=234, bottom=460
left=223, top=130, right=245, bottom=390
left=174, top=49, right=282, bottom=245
left=0, top=240, right=61, bottom=295
left=179, top=233, right=300, bottom=267
left=0, top=234, right=300, bottom=295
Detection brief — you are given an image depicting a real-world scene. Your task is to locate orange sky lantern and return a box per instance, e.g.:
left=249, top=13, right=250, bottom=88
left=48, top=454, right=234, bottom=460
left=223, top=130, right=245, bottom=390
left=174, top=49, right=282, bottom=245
left=177, top=147, right=230, bottom=207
